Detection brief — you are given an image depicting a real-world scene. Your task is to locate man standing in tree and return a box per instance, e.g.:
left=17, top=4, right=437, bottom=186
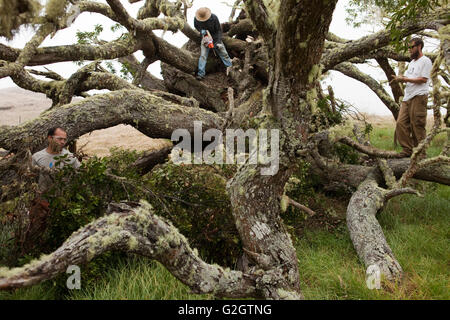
left=391, top=38, right=433, bottom=157
left=24, top=127, right=81, bottom=252
left=194, top=7, right=232, bottom=80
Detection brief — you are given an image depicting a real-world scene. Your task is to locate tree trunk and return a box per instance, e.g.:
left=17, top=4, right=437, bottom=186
left=346, top=174, right=403, bottom=281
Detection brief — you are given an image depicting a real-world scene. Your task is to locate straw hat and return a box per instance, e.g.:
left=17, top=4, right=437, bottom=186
left=195, top=7, right=211, bottom=22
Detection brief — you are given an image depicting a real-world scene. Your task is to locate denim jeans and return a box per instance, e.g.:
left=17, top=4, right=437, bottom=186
left=197, top=42, right=232, bottom=77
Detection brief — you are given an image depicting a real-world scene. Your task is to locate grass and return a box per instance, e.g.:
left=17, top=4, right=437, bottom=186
left=0, top=126, right=448, bottom=300
left=369, top=126, right=447, bottom=157
left=67, top=257, right=212, bottom=300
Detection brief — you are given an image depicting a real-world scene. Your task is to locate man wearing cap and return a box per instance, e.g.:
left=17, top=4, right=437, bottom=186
left=194, top=7, right=232, bottom=80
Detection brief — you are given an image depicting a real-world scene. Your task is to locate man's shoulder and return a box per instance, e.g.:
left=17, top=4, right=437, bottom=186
left=32, top=148, right=49, bottom=159
left=419, top=55, right=432, bottom=65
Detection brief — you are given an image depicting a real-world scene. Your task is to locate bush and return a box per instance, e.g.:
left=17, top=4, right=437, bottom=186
left=42, top=149, right=145, bottom=250
left=146, top=162, right=242, bottom=267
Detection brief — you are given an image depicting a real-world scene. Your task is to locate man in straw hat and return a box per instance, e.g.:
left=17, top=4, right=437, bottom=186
left=194, top=7, right=232, bottom=80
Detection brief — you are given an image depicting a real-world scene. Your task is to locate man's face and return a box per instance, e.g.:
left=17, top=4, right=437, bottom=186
left=48, top=128, right=67, bottom=152
left=409, top=42, right=420, bottom=60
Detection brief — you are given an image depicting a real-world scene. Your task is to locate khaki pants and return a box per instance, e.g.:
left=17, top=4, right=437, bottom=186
left=395, top=94, right=428, bottom=155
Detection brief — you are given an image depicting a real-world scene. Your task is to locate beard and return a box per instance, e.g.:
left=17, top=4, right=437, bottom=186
left=410, top=50, right=419, bottom=60
left=49, top=140, right=63, bottom=153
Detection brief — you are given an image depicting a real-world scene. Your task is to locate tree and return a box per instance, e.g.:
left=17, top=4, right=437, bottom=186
left=0, top=0, right=449, bottom=299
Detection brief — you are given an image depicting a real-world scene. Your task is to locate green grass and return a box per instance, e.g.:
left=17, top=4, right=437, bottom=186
left=67, top=257, right=212, bottom=300
left=0, top=282, right=57, bottom=300
left=369, top=126, right=447, bottom=157
left=0, top=126, right=448, bottom=300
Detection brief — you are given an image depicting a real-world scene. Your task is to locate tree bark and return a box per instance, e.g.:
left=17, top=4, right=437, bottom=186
left=0, top=89, right=224, bottom=153
left=346, top=174, right=403, bottom=280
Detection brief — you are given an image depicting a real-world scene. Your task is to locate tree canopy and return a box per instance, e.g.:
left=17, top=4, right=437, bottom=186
left=0, top=0, right=448, bottom=299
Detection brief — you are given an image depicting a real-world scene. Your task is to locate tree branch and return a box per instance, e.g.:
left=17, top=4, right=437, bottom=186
left=322, top=11, right=449, bottom=71
left=376, top=57, right=403, bottom=112
left=0, top=36, right=141, bottom=66
left=0, top=89, right=224, bottom=153
left=0, top=201, right=260, bottom=298
left=346, top=174, right=403, bottom=281
left=333, top=62, right=399, bottom=118
left=338, top=137, right=405, bottom=158
left=243, top=0, right=275, bottom=43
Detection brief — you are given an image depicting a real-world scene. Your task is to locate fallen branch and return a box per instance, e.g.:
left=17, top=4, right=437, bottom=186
left=0, top=201, right=261, bottom=298
left=285, top=196, right=315, bottom=216
left=339, top=136, right=405, bottom=158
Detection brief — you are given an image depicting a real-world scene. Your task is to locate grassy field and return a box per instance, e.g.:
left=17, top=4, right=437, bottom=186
left=0, top=126, right=448, bottom=300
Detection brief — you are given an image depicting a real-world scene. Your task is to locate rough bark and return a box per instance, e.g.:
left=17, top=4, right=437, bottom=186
left=321, top=11, right=449, bottom=71
left=228, top=162, right=303, bottom=299
left=132, top=145, right=173, bottom=174
left=308, top=156, right=450, bottom=191
left=161, top=64, right=227, bottom=112
left=0, top=36, right=141, bottom=66
left=376, top=57, right=404, bottom=112
left=346, top=174, right=403, bottom=280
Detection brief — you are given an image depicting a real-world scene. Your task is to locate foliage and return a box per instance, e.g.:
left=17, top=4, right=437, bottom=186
left=314, top=97, right=346, bottom=130
left=0, top=149, right=146, bottom=295
left=42, top=149, right=145, bottom=250
left=75, top=24, right=104, bottom=45
left=332, top=143, right=361, bottom=165
left=346, top=0, right=444, bottom=50
left=146, top=162, right=242, bottom=267
left=74, top=24, right=133, bottom=80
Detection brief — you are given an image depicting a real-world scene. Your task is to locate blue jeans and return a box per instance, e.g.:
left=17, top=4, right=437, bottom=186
left=197, top=42, right=232, bottom=77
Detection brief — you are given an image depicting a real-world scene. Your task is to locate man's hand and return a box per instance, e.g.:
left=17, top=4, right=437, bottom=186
left=389, top=75, right=406, bottom=84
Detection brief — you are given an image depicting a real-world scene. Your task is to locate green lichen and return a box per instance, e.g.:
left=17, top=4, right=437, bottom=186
left=128, top=235, right=139, bottom=250
left=45, top=0, right=68, bottom=22
left=0, top=254, right=51, bottom=279
left=262, top=0, right=280, bottom=26
left=308, top=64, right=322, bottom=84
left=328, top=121, right=355, bottom=142
left=280, top=195, right=289, bottom=213
left=276, top=288, right=298, bottom=300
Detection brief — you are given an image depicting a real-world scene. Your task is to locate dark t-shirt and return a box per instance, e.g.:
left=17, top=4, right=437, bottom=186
left=194, top=14, right=222, bottom=44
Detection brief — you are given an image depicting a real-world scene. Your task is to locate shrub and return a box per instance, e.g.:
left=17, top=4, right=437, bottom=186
left=146, top=162, right=242, bottom=267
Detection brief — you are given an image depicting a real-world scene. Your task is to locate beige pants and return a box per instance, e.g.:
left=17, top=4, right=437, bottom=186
left=395, top=94, right=428, bottom=155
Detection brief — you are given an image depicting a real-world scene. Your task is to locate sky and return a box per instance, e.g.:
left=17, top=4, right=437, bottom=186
left=0, top=0, right=435, bottom=116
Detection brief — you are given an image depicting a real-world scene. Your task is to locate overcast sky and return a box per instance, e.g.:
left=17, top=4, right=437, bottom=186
left=0, top=0, right=432, bottom=116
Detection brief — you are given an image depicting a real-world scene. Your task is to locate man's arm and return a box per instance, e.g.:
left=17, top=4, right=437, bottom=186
left=194, top=18, right=201, bottom=32
left=211, top=14, right=222, bottom=43
left=390, top=76, right=428, bottom=84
